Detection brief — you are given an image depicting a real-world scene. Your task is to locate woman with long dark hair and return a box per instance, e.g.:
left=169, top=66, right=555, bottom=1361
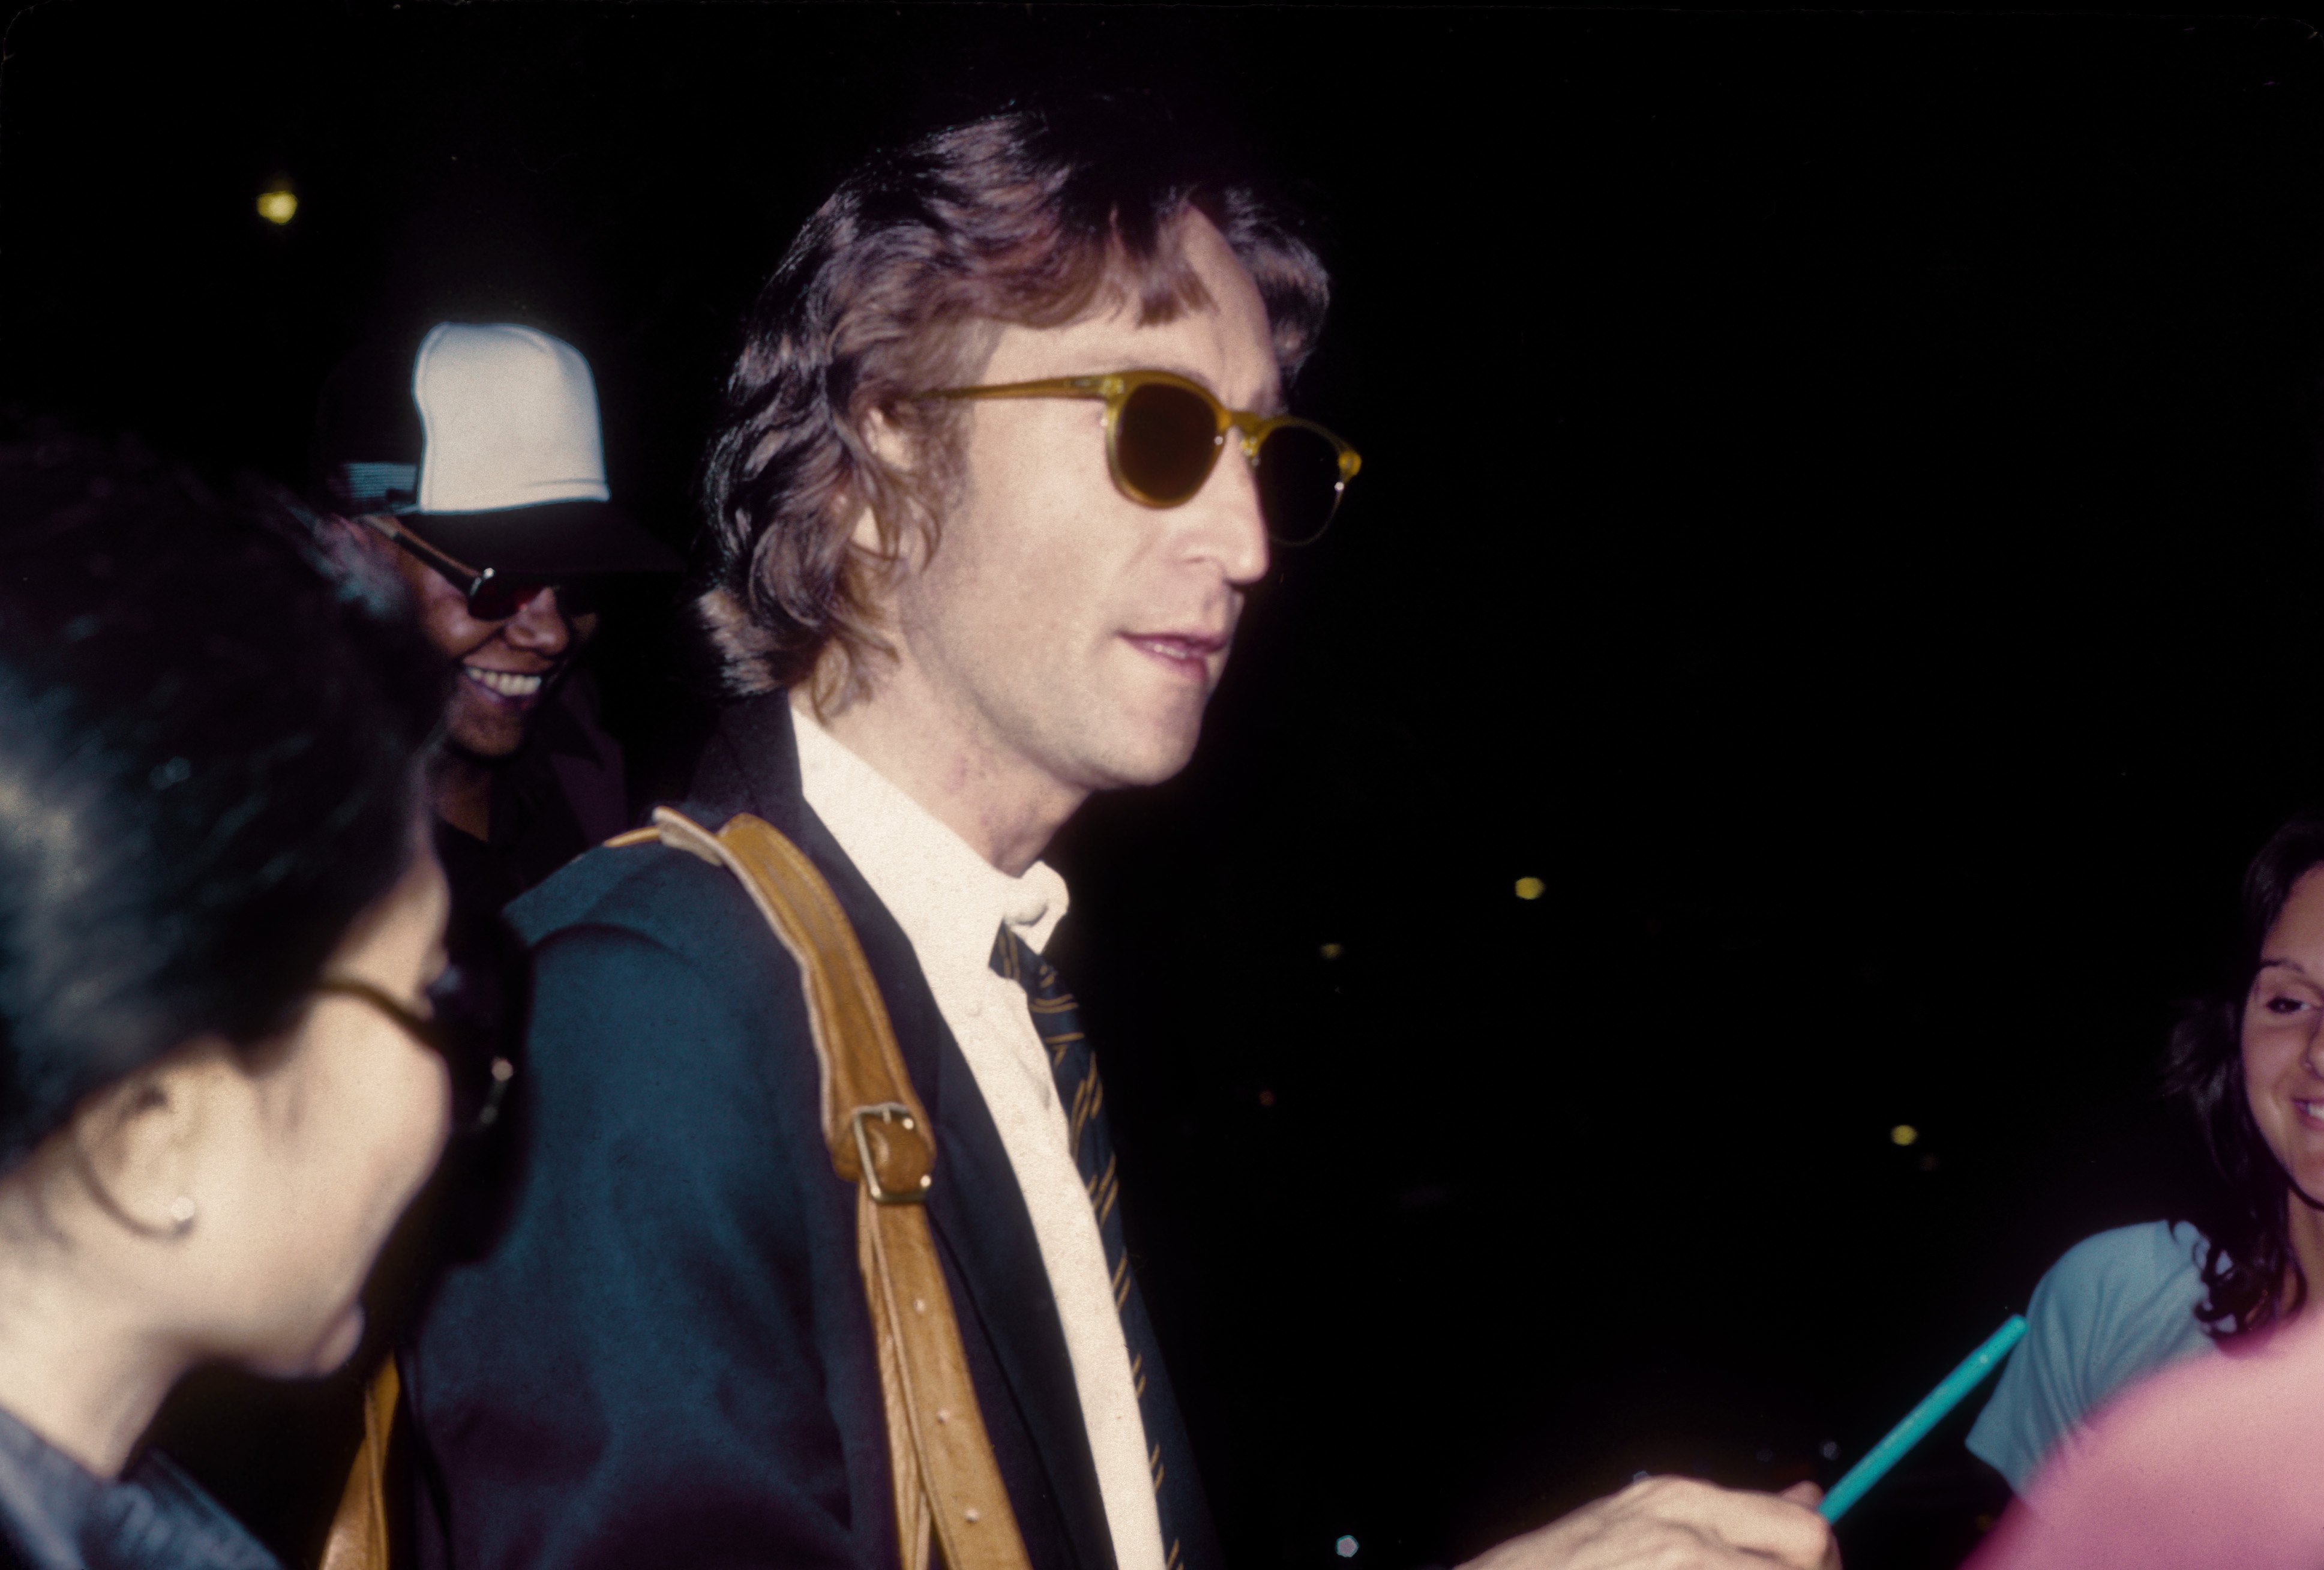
left=1967, top=810, right=2324, bottom=1491
left=0, top=432, right=466, bottom=1569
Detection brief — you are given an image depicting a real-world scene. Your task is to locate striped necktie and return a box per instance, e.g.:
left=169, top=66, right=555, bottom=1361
left=990, top=924, right=1210, bottom=1570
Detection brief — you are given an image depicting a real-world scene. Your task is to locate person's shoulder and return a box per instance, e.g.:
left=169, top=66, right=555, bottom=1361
left=1968, top=1222, right=2217, bottom=1494
left=2028, top=1221, right=2214, bottom=1394
left=502, top=805, right=889, bottom=1050
left=497, top=813, right=821, bottom=1102
left=2043, top=1221, right=2207, bottom=1298
left=505, top=807, right=778, bottom=984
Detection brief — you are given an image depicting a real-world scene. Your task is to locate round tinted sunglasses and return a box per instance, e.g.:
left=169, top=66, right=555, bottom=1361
left=359, top=516, right=601, bottom=622
left=923, top=370, right=1362, bottom=546
left=316, top=945, right=521, bottom=1138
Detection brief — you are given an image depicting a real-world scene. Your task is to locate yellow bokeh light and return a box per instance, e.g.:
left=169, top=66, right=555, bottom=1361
left=1318, top=943, right=1344, bottom=960
left=256, top=188, right=298, bottom=226
left=1514, top=876, right=1545, bottom=901
left=1890, top=1124, right=1918, bottom=1147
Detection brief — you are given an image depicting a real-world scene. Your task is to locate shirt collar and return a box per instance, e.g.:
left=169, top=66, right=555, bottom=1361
left=790, top=703, right=1070, bottom=980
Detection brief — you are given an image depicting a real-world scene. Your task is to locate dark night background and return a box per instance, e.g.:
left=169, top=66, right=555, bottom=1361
left=7, top=5, right=2324, bottom=1568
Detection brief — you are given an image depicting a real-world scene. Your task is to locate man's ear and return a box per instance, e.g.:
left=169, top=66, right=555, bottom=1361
left=860, top=406, right=914, bottom=470
left=854, top=409, right=917, bottom=558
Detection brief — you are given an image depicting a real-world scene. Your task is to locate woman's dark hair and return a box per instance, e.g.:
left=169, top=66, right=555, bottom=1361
left=696, top=96, right=1332, bottom=714
left=0, top=431, right=444, bottom=1171
left=2167, top=810, right=2324, bottom=1337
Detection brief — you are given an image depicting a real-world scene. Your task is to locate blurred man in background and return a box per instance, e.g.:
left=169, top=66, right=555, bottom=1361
left=316, top=319, right=681, bottom=930
left=143, top=320, right=686, bottom=1566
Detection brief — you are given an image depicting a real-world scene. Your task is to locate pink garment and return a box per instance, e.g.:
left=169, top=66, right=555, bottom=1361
left=1968, top=1311, right=2324, bottom=1569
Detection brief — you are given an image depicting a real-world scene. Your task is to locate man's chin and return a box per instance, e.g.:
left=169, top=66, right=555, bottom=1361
left=1067, top=649, right=1219, bottom=783
left=442, top=705, right=527, bottom=762
left=1077, top=718, right=1206, bottom=792
left=443, top=735, right=524, bottom=765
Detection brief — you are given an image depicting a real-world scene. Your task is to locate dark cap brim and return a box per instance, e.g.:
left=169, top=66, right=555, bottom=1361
left=404, top=501, right=682, bottom=578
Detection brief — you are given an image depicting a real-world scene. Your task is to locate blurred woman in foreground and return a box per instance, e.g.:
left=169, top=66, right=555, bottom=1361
left=1968, top=811, right=2324, bottom=1490
left=0, top=433, right=451, bottom=1569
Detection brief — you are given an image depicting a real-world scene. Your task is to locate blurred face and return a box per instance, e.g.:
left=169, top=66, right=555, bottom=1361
left=374, top=526, right=601, bottom=759
left=888, top=213, right=1275, bottom=795
left=197, top=841, right=454, bottom=1376
left=2242, top=866, right=2324, bottom=1206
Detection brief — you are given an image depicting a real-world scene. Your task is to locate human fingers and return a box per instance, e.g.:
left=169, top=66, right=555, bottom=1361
left=1458, top=1478, right=1840, bottom=1570
left=1774, top=1483, right=1840, bottom=1566
left=1611, top=1478, right=1837, bottom=1568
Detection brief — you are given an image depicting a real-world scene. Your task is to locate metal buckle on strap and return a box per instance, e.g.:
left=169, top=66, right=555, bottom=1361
left=852, top=1103, right=934, bottom=1205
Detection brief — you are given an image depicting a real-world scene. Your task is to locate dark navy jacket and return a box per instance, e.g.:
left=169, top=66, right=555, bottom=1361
left=404, top=695, right=1214, bottom=1570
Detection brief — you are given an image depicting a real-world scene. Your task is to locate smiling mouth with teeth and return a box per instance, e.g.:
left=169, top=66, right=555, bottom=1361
left=465, top=666, right=547, bottom=700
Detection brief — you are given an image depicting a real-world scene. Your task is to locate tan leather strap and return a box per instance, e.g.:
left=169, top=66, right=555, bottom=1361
left=622, top=806, right=1033, bottom=1570
left=318, top=1359, right=400, bottom=1570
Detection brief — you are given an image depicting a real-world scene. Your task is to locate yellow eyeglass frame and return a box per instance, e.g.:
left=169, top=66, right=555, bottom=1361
left=925, top=370, right=1362, bottom=543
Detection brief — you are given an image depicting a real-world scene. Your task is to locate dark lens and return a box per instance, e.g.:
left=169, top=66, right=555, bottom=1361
left=428, top=913, right=529, bottom=1134
left=552, top=578, right=601, bottom=618
left=472, top=578, right=557, bottom=622
left=1115, top=382, right=1222, bottom=504
left=465, top=572, right=521, bottom=621
left=1255, top=425, right=1347, bottom=545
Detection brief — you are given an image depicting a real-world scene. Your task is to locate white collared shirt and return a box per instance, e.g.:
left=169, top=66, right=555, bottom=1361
left=791, top=703, right=1167, bottom=1570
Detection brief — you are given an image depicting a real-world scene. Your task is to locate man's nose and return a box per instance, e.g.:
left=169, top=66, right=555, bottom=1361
left=502, top=588, right=573, bottom=655
left=1184, top=443, right=1270, bottom=586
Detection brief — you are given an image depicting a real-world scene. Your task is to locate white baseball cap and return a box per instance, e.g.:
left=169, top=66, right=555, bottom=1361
left=315, top=321, right=680, bottom=579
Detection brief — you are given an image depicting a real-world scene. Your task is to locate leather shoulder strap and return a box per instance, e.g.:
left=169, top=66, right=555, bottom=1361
left=319, top=1359, right=400, bottom=1570
left=613, top=807, right=1034, bottom=1570
left=616, top=808, right=930, bottom=1194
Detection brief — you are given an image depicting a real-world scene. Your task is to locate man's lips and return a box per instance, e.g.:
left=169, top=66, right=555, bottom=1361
left=461, top=664, right=552, bottom=705
left=1122, top=632, right=1228, bottom=681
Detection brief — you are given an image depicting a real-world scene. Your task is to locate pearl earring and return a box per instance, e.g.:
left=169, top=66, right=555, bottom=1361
left=166, top=1195, right=196, bottom=1236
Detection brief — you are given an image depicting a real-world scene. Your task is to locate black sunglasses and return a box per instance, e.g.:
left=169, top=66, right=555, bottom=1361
left=316, top=918, right=526, bottom=1137
left=360, top=516, right=601, bottom=622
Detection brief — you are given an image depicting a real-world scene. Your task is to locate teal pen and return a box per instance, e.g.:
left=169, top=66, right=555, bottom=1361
left=1819, top=1314, right=2029, bottom=1524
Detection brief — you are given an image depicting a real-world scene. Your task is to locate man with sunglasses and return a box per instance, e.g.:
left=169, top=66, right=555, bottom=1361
left=405, top=106, right=1835, bottom=1570
left=315, top=320, right=682, bottom=932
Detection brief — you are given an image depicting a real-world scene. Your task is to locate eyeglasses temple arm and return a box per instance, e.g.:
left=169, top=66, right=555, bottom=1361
left=922, top=377, right=1112, bottom=404
left=314, top=976, right=436, bottom=1036
left=358, top=514, right=487, bottom=586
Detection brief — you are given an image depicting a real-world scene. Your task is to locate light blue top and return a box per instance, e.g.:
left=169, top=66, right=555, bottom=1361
left=1965, top=1220, right=2221, bottom=1491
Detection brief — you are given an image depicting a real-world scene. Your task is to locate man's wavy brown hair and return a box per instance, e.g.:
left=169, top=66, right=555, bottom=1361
left=695, top=99, right=1332, bottom=714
